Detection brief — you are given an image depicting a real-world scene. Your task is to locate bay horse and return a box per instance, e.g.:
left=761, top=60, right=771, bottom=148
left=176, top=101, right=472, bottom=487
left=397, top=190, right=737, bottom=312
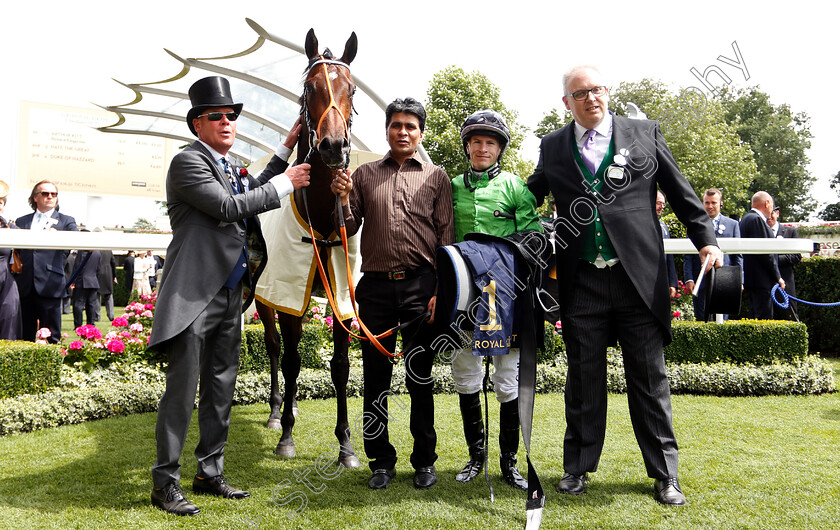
left=254, top=29, right=361, bottom=468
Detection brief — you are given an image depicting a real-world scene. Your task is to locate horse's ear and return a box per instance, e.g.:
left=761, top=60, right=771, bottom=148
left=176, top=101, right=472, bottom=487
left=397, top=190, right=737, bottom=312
left=305, top=28, right=318, bottom=61
left=340, top=32, right=358, bottom=65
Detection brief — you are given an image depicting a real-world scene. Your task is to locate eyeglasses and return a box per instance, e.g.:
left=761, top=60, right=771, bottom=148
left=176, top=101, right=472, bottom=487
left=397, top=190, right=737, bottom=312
left=196, top=112, right=238, bottom=121
left=39, top=191, right=58, bottom=198
left=566, top=86, right=608, bottom=101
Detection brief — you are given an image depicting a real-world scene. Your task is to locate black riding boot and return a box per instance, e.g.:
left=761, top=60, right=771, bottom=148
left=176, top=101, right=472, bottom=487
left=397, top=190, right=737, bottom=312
left=499, top=398, right=528, bottom=491
left=455, top=391, right=486, bottom=483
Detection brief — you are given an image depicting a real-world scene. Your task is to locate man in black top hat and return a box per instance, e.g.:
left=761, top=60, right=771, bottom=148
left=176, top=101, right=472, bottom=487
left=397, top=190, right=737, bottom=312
left=148, top=76, right=311, bottom=516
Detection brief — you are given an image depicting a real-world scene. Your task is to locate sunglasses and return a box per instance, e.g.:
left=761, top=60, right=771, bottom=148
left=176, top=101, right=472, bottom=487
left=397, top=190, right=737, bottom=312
left=196, top=112, right=238, bottom=122
left=39, top=191, right=58, bottom=198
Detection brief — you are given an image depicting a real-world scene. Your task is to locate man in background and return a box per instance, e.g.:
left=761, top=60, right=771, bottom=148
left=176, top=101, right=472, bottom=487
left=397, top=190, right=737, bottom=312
left=740, top=191, right=784, bottom=319
left=684, top=188, right=742, bottom=320
left=14, top=180, right=78, bottom=342
left=767, top=206, right=800, bottom=320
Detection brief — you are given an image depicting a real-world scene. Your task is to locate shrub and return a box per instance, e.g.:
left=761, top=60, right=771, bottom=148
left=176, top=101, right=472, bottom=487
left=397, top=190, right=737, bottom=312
left=1, top=355, right=833, bottom=436
left=666, top=320, right=808, bottom=365
left=793, top=256, right=840, bottom=354
left=0, top=341, right=63, bottom=399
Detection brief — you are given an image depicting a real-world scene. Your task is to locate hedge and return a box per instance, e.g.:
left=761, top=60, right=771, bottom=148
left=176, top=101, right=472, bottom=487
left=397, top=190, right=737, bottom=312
left=0, top=341, right=63, bottom=399
left=665, top=320, right=808, bottom=364
left=792, top=257, right=840, bottom=354
left=1, top=355, right=833, bottom=436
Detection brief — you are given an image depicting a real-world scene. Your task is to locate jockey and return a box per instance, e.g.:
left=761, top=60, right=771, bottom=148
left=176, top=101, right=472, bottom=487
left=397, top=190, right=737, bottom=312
left=449, top=109, right=543, bottom=490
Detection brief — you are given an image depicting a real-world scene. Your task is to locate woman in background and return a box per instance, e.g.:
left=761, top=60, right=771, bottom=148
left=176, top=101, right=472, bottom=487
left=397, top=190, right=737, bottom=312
left=0, top=180, right=22, bottom=340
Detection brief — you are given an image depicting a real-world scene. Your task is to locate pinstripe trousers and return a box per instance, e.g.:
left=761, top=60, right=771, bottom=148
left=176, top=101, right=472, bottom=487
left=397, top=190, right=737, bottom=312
left=560, top=260, right=679, bottom=480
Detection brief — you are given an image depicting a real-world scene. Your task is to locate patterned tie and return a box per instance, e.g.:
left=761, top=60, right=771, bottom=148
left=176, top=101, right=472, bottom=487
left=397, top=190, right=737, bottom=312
left=581, top=129, right=598, bottom=176
left=221, top=158, right=239, bottom=193
left=713, top=217, right=720, bottom=234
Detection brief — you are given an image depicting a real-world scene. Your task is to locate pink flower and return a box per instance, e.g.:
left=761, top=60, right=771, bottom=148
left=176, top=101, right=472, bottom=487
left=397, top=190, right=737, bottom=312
left=120, top=331, right=132, bottom=338
left=36, top=327, right=51, bottom=339
left=144, top=303, right=154, bottom=310
left=555, top=321, right=562, bottom=330
left=672, top=311, right=681, bottom=318
left=252, top=312, right=261, bottom=321
left=69, top=340, right=84, bottom=350
left=106, top=339, right=125, bottom=353
left=112, top=317, right=129, bottom=327
left=93, top=342, right=104, bottom=349
left=311, top=306, right=321, bottom=314
left=105, top=331, right=118, bottom=340
left=141, top=310, right=153, bottom=318
left=35, top=339, right=48, bottom=345
left=130, top=323, right=144, bottom=333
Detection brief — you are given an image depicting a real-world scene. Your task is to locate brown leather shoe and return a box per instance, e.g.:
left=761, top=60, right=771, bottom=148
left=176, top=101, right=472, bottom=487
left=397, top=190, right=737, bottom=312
left=192, top=475, right=250, bottom=499
left=556, top=472, right=588, bottom=495
left=151, top=483, right=200, bottom=516
left=654, top=477, right=687, bottom=506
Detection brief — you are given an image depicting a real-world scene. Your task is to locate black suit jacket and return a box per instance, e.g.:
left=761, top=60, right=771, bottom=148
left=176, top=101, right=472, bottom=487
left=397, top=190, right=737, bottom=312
left=528, top=116, right=716, bottom=340
left=14, top=211, right=78, bottom=298
left=98, top=250, right=116, bottom=295
left=739, top=210, right=781, bottom=289
left=776, top=224, right=800, bottom=296
left=71, top=250, right=101, bottom=290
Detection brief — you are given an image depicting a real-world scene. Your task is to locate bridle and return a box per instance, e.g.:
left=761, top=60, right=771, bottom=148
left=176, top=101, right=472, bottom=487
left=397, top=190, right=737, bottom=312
left=300, top=57, right=354, bottom=170
left=297, top=56, right=416, bottom=359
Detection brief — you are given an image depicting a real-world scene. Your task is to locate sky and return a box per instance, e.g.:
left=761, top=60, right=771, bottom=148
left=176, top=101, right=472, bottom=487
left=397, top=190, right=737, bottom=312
left=1, top=0, right=835, bottom=225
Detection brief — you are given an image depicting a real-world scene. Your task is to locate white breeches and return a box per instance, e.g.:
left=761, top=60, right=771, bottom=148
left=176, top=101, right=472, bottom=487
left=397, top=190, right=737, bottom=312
left=451, top=348, right=520, bottom=403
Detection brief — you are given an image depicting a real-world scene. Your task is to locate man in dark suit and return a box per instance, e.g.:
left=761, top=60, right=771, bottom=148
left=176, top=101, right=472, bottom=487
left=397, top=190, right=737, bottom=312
left=684, top=188, right=743, bottom=321
left=656, top=191, right=678, bottom=299
left=70, top=237, right=102, bottom=328
left=147, top=76, right=310, bottom=516
left=122, top=250, right=135, bottom=292
left=739, top=191, right=784, bottom=319
left=768, top=206, right=800, bottom=320
left=96, top=246, right=117, bottom=322
left=527, top=65, right=722, bottom=506
left=14, top=180, right=78, bottom=342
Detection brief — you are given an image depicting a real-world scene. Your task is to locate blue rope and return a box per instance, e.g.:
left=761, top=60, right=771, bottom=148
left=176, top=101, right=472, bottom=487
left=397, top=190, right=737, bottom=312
left=771, top=284, right=840, bottom=308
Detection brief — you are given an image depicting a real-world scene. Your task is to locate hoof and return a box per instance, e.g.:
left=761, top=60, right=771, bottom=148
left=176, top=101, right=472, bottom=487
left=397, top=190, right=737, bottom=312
left=266, top=418, right=282, bottom=430
left=275, top=441, right=296, bottom=458
left=338, top=453, right=362, bottom=468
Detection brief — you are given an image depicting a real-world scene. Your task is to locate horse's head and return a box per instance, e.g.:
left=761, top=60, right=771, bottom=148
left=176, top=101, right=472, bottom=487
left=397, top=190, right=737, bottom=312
left=302, top=29, right=357, bottom=170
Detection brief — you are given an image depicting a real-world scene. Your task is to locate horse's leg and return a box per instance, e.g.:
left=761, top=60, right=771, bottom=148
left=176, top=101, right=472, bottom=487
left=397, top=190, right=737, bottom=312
left=256, top=301, right=284, bottom=430
left=275, top=312, right=303, bottom=457
left=331, top=319, right=361, bottom=468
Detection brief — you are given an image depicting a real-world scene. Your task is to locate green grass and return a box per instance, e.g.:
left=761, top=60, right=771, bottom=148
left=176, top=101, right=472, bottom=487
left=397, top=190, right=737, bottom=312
left=1, top=391, right=839, bottom=529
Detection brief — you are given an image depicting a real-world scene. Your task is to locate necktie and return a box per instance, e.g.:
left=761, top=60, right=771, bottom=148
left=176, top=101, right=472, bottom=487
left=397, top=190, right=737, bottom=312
left=221, top=158, right=239, bottom=193
left=713, top=218, right=720, bottom=234
left=581, top=129, right=598, bottom=176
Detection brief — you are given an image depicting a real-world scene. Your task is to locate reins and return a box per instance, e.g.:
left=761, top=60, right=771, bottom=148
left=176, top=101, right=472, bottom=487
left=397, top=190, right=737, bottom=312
left=298, top=56, right=417, bottom=359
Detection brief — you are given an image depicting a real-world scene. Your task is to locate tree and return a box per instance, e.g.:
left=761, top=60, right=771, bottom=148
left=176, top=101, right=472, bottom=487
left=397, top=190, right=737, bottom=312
left=534, top=108, right=571, bottom=139
left=609, top=79, right=758, bottom=218
left=819, top=170, right=840, bottom=220
left=133, top=218, right=155, bottom=231
left=719, top=87, right=815, bottom=220
left=424, top=66, right=532, bottom=182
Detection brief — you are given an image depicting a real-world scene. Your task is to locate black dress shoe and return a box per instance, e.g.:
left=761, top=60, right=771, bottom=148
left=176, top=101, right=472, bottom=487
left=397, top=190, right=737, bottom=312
left=556, top=472, right=588, bottom=495
left=368, top=468, right=396, bottom=490
left=192, top=475, right=250, bottom=499
left=413, top=466, right=437, bottom=489
left=151, top=483, right=200, bottom=516
left=654, top=477, right=687, bottom=506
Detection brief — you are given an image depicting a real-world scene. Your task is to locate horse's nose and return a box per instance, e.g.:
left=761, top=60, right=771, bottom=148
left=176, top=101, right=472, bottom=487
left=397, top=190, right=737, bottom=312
left=318, top=136, right=349, bottom=168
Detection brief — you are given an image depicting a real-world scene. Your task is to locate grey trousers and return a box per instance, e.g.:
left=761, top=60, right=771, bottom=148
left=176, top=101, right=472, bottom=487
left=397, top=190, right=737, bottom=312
left=152, top=285, right=242, bottom=488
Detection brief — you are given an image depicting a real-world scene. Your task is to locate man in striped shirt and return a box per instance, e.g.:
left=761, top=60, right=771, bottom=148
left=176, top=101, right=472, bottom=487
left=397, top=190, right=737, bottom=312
left=332, top=97, right=454, bottom=491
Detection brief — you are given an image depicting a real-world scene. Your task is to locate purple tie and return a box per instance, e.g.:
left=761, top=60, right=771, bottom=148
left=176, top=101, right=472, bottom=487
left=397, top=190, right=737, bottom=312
left=581, top=129, right=598, bottom=176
